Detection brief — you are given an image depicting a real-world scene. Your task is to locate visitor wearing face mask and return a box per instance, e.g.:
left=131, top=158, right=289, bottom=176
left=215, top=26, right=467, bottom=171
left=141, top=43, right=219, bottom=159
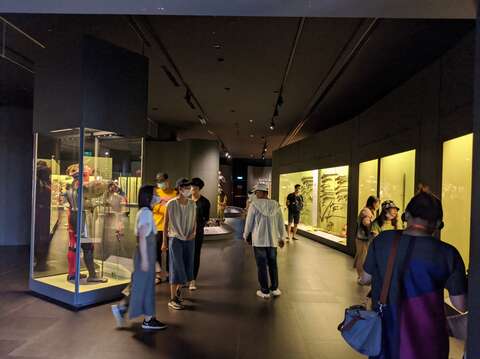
left=153, top=172, right=177, bottom=284
left=370, top=200, right=400, bottom=237
left=162, top=178, right=197, bottom=310
left=111, top=185, right=167, bottom=330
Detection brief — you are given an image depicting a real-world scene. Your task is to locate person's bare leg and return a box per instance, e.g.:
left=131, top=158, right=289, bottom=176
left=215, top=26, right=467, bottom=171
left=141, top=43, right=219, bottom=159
left=170, top=284, right=176, bottom=300
left=292, top=223, right=298, bottom=239
left=287, top=223, right=292, bottom=240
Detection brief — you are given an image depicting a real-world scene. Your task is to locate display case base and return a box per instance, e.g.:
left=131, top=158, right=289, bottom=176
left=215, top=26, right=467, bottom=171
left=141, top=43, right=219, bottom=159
left=30, top=275, right=129, bottom=308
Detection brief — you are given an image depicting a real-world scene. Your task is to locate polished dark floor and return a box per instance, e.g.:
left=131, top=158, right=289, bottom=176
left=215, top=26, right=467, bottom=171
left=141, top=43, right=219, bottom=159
left=0, top=218, right=464, bottom=359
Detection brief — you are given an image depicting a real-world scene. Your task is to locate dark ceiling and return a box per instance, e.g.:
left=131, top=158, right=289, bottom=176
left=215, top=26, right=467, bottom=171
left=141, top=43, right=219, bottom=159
left=0, top=15, right=474, bottom=158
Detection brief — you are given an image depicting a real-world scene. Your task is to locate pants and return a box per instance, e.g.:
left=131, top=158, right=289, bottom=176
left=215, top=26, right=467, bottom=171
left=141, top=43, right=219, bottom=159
left=67, top=209, right=96, bottom=278
left=169, top=238, right=195, bottom=284
left=353, top=238, right=370, bottom=276
left=156, top=231, right=169, bottom=272
left=253, top=247, right=278, bottom=294
left=125, top=232, right=157, bottom=319
left=193, top=228, right=204, bottom=280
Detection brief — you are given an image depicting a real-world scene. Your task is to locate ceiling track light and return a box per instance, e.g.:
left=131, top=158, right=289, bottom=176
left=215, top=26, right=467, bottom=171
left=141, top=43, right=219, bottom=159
left=198, top=115, right=207, bottom=126
left=269, top=120, right=275, bottom=131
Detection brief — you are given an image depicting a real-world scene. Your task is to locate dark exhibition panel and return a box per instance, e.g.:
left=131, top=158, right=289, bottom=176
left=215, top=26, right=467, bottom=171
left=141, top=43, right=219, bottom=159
left=0, top=3, right=479, bottom=357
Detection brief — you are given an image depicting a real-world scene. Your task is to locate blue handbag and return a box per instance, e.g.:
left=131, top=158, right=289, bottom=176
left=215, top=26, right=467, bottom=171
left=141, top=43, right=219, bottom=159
left=338, top=232, right=402, bottom=357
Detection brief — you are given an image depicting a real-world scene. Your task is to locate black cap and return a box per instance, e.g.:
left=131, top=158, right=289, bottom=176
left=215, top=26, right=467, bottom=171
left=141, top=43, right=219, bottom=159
left=156, top=172, right=168, bottom=181
left=191, top=177, right=205, bottom=189
left=175, top=177, right=191, bottom=189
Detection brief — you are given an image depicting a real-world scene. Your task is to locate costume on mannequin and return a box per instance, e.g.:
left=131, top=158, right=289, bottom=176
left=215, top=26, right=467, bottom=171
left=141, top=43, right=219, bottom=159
left=65, top=164, right=108, bottom=283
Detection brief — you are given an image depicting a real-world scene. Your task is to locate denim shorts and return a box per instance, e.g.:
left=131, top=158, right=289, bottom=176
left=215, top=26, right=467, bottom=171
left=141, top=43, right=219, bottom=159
left=169, top=237, right=195, bottom=284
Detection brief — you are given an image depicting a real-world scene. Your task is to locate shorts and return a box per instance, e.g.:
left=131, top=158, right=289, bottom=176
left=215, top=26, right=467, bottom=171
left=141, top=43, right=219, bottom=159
left=288, top=210, right=300, bottom=225
left=169, top=237, right=195, bottom=284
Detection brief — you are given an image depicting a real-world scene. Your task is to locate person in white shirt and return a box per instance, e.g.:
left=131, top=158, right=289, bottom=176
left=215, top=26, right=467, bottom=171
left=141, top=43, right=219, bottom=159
left=243, top=183, right=286, bottom=299
left=162, top=178, right=197, bottom=310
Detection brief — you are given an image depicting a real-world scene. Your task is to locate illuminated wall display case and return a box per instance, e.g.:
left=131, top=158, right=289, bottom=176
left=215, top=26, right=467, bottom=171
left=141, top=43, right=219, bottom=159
left=30, top=128, right=143, bottom=308
left=279, top=166, right=349, bottom=246
left=357, top=150, right=416, bottom=215
left=442, top=133, right=473, bottom=267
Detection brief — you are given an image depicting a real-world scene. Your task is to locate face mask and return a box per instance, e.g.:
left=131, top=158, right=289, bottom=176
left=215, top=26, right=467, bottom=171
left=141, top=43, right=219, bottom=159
left=181, top=189, right=192, bottom=198
left=151, top=195, right=161, bottom=207
left=157, top=182, right=166, bottom=190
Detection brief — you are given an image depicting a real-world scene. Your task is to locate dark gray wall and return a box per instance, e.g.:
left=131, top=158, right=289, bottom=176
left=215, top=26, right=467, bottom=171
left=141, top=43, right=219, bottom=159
left=0, top=0, right=475, bottom=19
left=34, top=35, right=148, bottom=137
left=272, top=31, right=474, bottom=254
left=143, top=139, right=220, bottom=216
left=0, top=107, right=33, bottom=246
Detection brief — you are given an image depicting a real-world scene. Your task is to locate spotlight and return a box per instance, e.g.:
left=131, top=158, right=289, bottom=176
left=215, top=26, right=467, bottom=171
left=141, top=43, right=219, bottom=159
left=198, top=115, right=207, bottom=126
left=269, top=121, right=275, bottom=131
left=226, top=152, right=229, bottom=157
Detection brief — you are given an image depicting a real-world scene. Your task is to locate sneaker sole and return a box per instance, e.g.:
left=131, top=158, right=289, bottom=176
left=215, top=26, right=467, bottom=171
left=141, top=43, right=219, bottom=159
left=168, top=303, right=185, bottom=310
left=141, top=324, right=168, bottom=330
left=111, top=306, right=126, bottom=328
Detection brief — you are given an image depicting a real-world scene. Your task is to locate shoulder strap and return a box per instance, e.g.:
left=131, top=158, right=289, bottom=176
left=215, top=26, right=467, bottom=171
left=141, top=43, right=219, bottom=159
left=380, top=230, right=402, bottom=305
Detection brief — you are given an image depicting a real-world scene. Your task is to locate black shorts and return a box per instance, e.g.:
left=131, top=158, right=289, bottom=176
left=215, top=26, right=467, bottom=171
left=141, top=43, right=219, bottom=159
left=288, top=210, right=300, bottom=225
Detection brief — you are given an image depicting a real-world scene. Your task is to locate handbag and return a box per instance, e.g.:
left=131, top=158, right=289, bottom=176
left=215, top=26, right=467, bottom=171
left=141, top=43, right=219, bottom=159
left=338, top=231, right=402, bottom=357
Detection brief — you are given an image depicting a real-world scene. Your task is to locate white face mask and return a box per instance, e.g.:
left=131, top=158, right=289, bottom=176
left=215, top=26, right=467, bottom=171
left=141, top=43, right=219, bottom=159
left=151, top=195, right=161, bottom=207
left=157, top=182, right=166, bottom=190
left=180, top=189, right=192, bottom=198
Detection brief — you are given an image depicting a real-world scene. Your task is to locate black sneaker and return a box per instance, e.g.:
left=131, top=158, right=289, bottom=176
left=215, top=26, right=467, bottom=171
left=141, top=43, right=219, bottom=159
left=142, top=317, right=167, bottom=330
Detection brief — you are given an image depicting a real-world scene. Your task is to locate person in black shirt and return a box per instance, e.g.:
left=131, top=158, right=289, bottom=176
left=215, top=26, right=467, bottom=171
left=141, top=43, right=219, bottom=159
left=189, top=177, right=211, bottom=290
left=286, top=184, right=303, bottom=241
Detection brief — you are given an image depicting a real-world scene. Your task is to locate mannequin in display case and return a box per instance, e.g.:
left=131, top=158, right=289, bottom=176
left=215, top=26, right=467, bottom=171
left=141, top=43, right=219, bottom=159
left=65, top=164, right=108, bottom=283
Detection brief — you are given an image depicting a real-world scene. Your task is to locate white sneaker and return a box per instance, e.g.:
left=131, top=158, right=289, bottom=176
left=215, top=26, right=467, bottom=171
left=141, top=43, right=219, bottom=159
left=111, top=305, right=127, bottom=328
left=189, top=281, right=197, bottom=291
left=271, top=289, right=282, bottom=297
left=256, top=290, right=271, bottom=299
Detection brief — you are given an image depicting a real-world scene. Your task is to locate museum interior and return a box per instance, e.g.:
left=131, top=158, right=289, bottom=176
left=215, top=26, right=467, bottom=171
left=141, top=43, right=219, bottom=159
left=1, top=1, right=480, bottom=358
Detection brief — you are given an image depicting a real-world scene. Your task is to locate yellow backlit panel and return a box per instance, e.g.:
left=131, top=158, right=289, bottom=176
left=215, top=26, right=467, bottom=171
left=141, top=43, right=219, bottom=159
left=442, top=133, right=473, bottom=266
left=380, top=150, right=416, bottom=212
left=358, top=159, right=378, bottom=212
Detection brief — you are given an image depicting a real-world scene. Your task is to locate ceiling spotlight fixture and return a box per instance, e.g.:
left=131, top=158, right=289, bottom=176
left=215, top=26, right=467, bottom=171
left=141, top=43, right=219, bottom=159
left=249, top=134, right=254, bottom=138
left=198, top=115, right=207, bottom=126
left=225, top=152, right=230, bottom=157
left=269, top=120, right=275, bottom=131
left=213, top=44, right=222, bottom=49
left=249, top=119, right=253, bottom=124
left=262, top=155, right=265, bottom=160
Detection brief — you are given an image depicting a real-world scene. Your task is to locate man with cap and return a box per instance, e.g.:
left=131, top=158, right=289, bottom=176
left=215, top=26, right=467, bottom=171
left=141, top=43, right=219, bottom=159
left=162, top=178, right=197, bottom=310
left=243, top=183, right=286, bottom=299
left=153, top=172, right=177, bottom=283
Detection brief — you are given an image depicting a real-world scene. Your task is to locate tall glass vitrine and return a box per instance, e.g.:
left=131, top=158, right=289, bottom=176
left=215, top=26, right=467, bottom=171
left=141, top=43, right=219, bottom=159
left=30, top=127, right=143, bottom=308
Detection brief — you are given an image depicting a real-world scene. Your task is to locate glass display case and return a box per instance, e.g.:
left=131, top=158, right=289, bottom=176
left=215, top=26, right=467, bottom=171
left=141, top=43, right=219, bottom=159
left=30, top=128, right=143, bottom=308
left=442, top=134, right=473, bottom=266
left=279, top=165, right=349, bottom=246
left=379, top=150, right=416, bottom=212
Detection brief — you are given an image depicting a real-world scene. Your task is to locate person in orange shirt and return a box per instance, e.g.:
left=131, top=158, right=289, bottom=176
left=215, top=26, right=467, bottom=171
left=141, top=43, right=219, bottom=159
left=153, top=172, right=177, bottom=283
